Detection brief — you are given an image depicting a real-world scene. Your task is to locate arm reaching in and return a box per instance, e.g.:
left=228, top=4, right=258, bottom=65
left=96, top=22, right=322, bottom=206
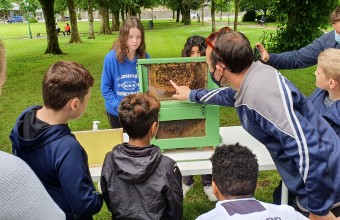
left=255, top=43, right=269, bottom=62
left=170, top=80, right=191, bottom=101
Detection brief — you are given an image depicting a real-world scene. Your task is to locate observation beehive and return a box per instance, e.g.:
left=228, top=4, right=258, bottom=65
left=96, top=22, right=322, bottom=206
left=137, top=57, right=220, bottom=150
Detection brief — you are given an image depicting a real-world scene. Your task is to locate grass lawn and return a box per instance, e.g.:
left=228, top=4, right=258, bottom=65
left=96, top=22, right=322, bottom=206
left=0, top=20, right=317, bottom=219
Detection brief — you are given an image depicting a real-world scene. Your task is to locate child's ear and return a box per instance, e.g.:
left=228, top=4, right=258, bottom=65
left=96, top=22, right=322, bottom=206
left=70, top=98, right=80, bottom=111
left=212, top=180, right=219, bottom=197
left=329, top=79, right=339, bottom=89
left=150, top=121, right=158, bottom=138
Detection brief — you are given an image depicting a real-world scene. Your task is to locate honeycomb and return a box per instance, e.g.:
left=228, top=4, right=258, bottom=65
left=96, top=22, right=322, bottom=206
left=155, top=119, right=206, bottom=139
left=147, top=62, right=208, bottom=100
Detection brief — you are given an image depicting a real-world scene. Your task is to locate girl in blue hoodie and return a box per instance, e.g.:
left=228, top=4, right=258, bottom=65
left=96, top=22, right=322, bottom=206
left=101, top=16, right=150, bottom=129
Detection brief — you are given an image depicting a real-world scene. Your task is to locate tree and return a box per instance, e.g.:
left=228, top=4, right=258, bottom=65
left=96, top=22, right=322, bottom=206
left=96, top=0, right=111, bottom=34
left=38, top=0, right=63, bottom=54
left=240, top=0, right=275, bottom=17
left=66, top=0, right=82, bottom=43
left=77, top=0, right=96, bottom=39
left=266, top=0, right=338, bottom=52
left=0, top=0, right=11, bottom=19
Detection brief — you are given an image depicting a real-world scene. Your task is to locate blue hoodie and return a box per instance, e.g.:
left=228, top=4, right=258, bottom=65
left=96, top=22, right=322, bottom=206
left=267, top=30, right=340, bottom=69
left=101, top=50, right=150, bottom=116
left=309, top=88, right=340, bottom=137
left=10, top=106, right=103, bottom=220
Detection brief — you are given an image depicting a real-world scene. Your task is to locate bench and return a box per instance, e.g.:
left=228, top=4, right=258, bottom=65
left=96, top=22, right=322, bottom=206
left=79, top=126, right=287, bottom=204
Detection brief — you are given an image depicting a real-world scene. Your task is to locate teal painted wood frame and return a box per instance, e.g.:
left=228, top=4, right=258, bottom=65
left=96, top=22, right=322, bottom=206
left=137, top=57, right=220, bottom=150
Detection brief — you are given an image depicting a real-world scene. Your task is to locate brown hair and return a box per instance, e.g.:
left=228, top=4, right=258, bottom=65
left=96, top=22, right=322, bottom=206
left=113, top=17, right=146, bottom=63
left=211, top=31, right=253, bottom=73
left=318, top=48, right=340, bottom=82
left=118, top=93, right=160, bottom=139
left=330, top=6, right=340, bottom=24
left=42, top=61, right=94, bottom=110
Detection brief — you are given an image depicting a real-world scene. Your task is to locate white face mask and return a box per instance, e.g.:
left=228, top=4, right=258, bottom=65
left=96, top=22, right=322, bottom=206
left=335, top=32, right=340, bottom=44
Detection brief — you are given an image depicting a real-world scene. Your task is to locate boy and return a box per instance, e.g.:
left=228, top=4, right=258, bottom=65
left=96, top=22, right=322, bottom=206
left=10, top=61, right=103, bottom=219
left=100, top=93, right=183, bottom=220
left=196, top=143, right=308, bottom=220
left=310, top=48, right=340, bottom=135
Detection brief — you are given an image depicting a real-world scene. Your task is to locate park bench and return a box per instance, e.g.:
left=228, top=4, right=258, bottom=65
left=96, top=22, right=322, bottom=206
left=74, top=126, right=288, bottom=205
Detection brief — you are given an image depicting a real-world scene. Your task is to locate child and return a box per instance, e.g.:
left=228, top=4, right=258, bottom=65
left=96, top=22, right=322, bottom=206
left=101, top=16, right=150, bottom=129
left=10, top=61, right=103, bottom=219
left=56, top=23, right=61, bottom=36
left=100, top=93, right=183, bottom=219
left=64, top=23, right=70, bottom=36
left=310, top=48, right=340, bottom=135
left=196, top=143, right=307, bottom=220
left=181, top=35, right=217, bottom=202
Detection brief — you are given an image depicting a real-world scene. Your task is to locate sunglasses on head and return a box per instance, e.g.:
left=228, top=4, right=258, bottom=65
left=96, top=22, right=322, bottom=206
left=205, top=27, right=232, bottom=55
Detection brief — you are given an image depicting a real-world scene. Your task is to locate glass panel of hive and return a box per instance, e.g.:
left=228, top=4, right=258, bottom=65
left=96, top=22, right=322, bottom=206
left=147, top=62, right=208, bottom=100
left=156, top=119, right=206, bottom=139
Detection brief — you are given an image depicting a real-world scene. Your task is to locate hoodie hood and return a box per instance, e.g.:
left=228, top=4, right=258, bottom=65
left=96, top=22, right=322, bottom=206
left=111, top=143, right=162, bottom=183
left=10, top=106, right=71, bottom=153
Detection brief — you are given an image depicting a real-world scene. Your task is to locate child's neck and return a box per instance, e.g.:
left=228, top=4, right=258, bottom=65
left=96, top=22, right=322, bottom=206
left=36, top=106, right=69, bottom=125
left=129, top=137, right=151, bottom=147
left=328, top=89, right=340, bottom=101
left=127, top=50, right=136, bottom=61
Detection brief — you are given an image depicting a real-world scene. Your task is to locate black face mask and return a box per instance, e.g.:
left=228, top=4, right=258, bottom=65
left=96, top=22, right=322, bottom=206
left=210, top=68, right=223, bottom=87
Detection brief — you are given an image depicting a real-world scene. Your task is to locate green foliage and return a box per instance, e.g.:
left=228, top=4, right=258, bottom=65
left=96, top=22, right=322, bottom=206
left=28, top=17, right=38, bottom=23
left=264, top=0, right=338, bottom=53
left=0, top=0, right=11, bottom=11
left=242, top=10, right=256, bottom=21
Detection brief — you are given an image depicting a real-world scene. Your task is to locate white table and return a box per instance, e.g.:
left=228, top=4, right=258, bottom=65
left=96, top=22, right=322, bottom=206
left=90, top=126, right=288, bottom=204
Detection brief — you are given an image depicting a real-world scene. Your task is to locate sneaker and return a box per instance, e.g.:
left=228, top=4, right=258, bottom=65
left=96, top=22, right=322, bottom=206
left=203, top=186, right=217, bottom=202
left=182, top=184, right=193, bottom=199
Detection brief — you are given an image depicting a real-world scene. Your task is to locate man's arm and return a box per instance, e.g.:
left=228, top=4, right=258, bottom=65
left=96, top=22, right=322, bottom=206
left=170, top=80, right=236, bottom=106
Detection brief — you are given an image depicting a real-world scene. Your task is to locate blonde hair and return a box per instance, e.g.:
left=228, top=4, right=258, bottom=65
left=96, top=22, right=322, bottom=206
left=330, top=6, right=340, bottom=24
left=318, top=48, right=340, bottom=82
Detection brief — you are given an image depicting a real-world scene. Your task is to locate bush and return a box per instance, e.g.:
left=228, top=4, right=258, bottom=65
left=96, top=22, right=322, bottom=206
left=242, top=10, right=256, bottom=22
left=28, top=18, right=38, bottom=23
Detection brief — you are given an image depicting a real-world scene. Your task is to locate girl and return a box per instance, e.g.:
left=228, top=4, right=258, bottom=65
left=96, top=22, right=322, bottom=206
left=181, top=35, right=217, bottom=202
left=101, top=17, right=150, bottom=128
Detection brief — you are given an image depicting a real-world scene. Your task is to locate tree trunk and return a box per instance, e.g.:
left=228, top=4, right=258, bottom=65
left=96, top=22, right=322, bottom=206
left=87, top=0, right=95, bottom=39
left=176, top=8, right=180, bottom=22
left=182, top=5, right=190, bottom=25
left=100, top=6, right=111, bottom=34
left=211, top=0, right=216, bottom=32
left=172, top=10, right=175, bottom=19
left=234, top=0, right=240, bottom=31
left=201, top=5, right=204, bottom=27
left=121, top=9, right=125, bottom=21
left=113, top=11, right=120, bottom=31
left=38, top=0, right=63, bottom=54
left=66, top=0, right=82, bottom=43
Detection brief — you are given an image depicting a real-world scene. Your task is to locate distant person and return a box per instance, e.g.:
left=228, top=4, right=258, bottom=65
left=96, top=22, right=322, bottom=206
left=64, top=23, right=70, bottom=36
left=101, top=16, right=150, bottom=129
left=181, top=35, right=217, bottom=202
left=100, top=93, right=183, bottom=219
left=171, top=27, right=340, bottom=219
left=56, top=23, right=61, bottom=36
left=196, top=143, right=308, bottom=220
left=256, top=6, right=340, bottom=70
left=0, top=41, right=65, bottom=219
left=10, top=61, right=103, bottom=219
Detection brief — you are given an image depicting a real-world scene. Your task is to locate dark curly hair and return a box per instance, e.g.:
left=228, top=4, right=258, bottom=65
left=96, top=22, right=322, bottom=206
left=181, top=35, right=207, bottom=57
left=211, top=143, right=258, bottom=197
left=118, top=93, right=160, bottom=139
